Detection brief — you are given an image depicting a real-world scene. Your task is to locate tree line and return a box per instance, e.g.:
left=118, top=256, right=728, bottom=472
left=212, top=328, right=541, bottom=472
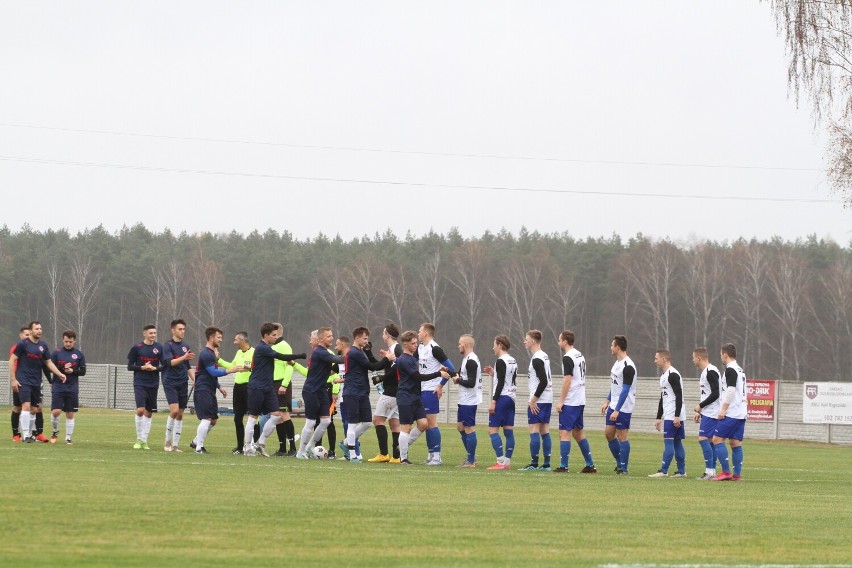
left=0, top=224, right=849, bottom=383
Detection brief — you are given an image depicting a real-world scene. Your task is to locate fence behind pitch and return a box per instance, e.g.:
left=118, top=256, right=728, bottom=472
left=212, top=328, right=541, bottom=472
left=1, top=362, right=849, bottom=444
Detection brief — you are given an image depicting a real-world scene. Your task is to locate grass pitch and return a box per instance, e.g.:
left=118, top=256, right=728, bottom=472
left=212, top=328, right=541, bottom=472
left=1, top=407, right=850, bottom=567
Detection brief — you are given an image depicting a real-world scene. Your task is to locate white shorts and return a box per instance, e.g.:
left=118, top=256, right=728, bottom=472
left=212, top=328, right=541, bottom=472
left=374, top=394, right=399, bottom=420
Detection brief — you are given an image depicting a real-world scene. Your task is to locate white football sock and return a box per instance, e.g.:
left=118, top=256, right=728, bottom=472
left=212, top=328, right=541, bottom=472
left=65, top=418, right=75, bottom=439
left=172, top=419, right=182, bottom=447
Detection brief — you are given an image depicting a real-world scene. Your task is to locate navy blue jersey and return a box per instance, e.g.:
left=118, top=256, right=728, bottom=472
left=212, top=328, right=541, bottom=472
left=194, top=347, right=224, bottom=392
left=12, top=339, right=51, bottom=386
left=51, top=348, right=86, bottom=391
left=127, top=341, right=164, bottom=386
left=343, top=347, right=386, bottom=398
left=304, top=346, right=343, bottom=395
left=396, top=352, right=441, bottom=406
left=162, top=339, right=191, bottom=386
left=248, top=342, right=305, bottom=391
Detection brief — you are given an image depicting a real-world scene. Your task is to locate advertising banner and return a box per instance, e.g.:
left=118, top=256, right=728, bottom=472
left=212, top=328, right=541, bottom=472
left=747, top=379, right=776, bottom=421
left=803, top=382, right=852, bottom=424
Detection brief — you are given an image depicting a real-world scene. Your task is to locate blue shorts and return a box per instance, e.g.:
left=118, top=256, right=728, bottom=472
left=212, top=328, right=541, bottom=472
left=421, top=391, right=440, bottom=415
left=559, top=405, right=585, bottom=431
left=51, top=389, right=79, bottom=413
left=163, top=382, right=189, bottom=409
left=194, top=389, right=219, bottom=421
left=344, top=395, right=372, bottom=424
left=302, top=390, right=331, bottom=421
left=605, top=407, right=632, bottom=430
left=398, top=400, right=427, bottom=425
left=457, top=404, right=477, bottom=427
left=663, top=419, right=686, bottom=440
left=527, top=402, right=552, bottom=425
left=248, top=387, right=279, bottom=417
left=134, top=384, right=159, bottom=413
left=489, top=396, right=515, bottom=428
left=17, top=384, right=42, bottom=407
left=714, top=417, right=746, bottom=441
left=698, top=415, right=718, bottom=438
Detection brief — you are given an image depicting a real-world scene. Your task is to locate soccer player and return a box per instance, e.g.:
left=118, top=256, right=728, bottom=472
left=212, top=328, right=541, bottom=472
left=416, top=323, right=456, bottom=466
left=192, top=327, right=241, bottom=454
left=600, top=335, right=637, bottom=475
left=9, top=321, right=66, bottom=443
left=217, top=331, right=255, bottom=454
left=452, top=334, right=482, bottom=468
left=483, top=335, right=517, bottom=470
left=49, top=330, right=86, bottom=444
left=555, top=330, right=596, bottom=474
left=711, top=343, right=747, bottom=481
left=271, top=323, right=299, bottom=457
left=649, top=350, right=687, bottom=478
left=341, top=327, right=391, bottom=462
left=395, top=330, right=451, bottom=465
left=244, top=323, right=306, bottom=457
left=162, top=319, right=195, bottom=452
left=296, top=327, right=345, bottom=458
left=692, top=347, right=722, bottom=480
left=330, top=336, right=348, bottom=459
left=367, top=324, right=404, bottom=464
left=520, top=330, right=553, bottom=471
left=10, top=326, right=29, bottom=442
left=127, top=324, right=165, bottom=450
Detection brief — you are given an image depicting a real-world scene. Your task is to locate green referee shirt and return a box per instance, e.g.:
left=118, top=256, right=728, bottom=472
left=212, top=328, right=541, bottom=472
left=272, top=339, right=295, bottom=387
left=218, top=346, right=254, bottom=385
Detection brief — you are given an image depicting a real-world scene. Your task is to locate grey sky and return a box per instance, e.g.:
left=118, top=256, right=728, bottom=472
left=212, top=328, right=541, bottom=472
left=1, top=1, right=849, bottom=243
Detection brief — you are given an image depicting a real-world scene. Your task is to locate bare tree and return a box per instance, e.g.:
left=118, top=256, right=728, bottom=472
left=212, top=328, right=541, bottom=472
left=543, top=270, right=580, bottom=342
left=490, top=248, right=551, bottom=342
left=313, top=267, right=348, bottom=333
left=382, top=264, right=408, bottom=330
left=415, top=249, right=446, bottom=325
left=143, top=266, right=163, bottom=330
left=447, top=242, right=489, bottom=333
left=343, top=255, right=383, bottom=328
left=65, top=255, right=101, bottom=349
left=44, top=260, right=62, bottom=347
left=683, top=243, right=728, bottom=348
left=820, top=254, right=852, bottom=380
left=159, top=260, right=186, bottom=322
left=622, top=240, right=681, bottom=349
left=765, top=248, right=812, bottom=381
left=188, top=250, right=232, bottom=340
left=731, top=242, right=768, bottom=376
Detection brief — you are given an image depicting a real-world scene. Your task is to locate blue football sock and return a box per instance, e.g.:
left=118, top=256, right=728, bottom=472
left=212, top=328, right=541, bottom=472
left=619, top=440, right=631, bottom=471
left=674, top=439, right=686, bottom=474
left=578, top=438, right=593, bottom=467
left=608, top=438, right=621, bottom=461
left=699, top=439, right=714, bottom=469
left=541, top=433, right=552, bottom=465
left=504, top=430, right=515, bottom=458
left=560, top=440, right=571, bottom=468
left=430, top=427, right=442, bottom=453
left=661, top=439, right=674, bottom=473
left=467, top=431, right=477, bottom=462
left=529, top=433, right=541, bottom=464
left=732, top=445, right=743, bottom=476
left=490, top=433, right=503, bottom=458
left=355, top=439, right=361, bottom=455
left=460, top=431, right=469, bottom=454
left=425, top=428, right=435, bottom=453
left=715, top=442, right=730, bottom=473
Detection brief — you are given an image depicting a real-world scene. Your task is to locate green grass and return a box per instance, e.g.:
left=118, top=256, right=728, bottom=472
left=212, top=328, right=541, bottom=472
left=1, top=407, right=850, bottom=567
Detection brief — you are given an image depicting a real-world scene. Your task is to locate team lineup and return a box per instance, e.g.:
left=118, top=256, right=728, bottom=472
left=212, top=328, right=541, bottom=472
left=8, top=319, right=748, bottom=480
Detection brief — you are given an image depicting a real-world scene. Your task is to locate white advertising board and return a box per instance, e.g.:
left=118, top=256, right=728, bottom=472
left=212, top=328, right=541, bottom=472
left=802, top=383, right=852, bottom=424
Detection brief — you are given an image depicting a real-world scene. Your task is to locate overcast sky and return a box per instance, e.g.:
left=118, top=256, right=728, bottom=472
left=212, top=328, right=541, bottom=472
left=1, top=1, right=849, bottom=244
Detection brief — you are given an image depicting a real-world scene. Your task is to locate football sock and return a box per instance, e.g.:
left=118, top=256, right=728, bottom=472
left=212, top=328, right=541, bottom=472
left=662, top=439, right=675, bottom=473
left=12, top=410, right=20, bottom=436
left=298, top=421, right=315, bottom=452
left=529, top=433, right=541, bottom=464
left=20, top=410, right=31, bottom=439
left=135, top=415, right=143, bottom=440
left=165, top=417, right=175, bottom=443
left=424, top=428, right=435, bottom=452
left=355, top=422, right=371, bottom=439
left=141, top=416, right=153, bottom=442
left=346, top=424, right=357, bottom=447
left=283, top=419, right=296, bottom=451
left=490, top=432, right=504, bottom=459
left=504, top=430, right=515, bottom=458
left=65, top=418, right=75, bottom=439
left=460, top=431, right=469, bottom=454
left=308, top=417, right=331, bottom=449
left=699, top=439, right=714, bottom=470
left=391, top=431, right=400, bottom=459
left=244, top=416, right=257, bottom=448
left=376, top=424, right=389, bottom=455
left=732, top=445, right=743, bottom=476
left=275, top=422, right=287, bottom=449
left=618, top=440, right=631, bottom=471
left=429, top=427, right=442, bottom=453
left=408, top=427, right=422, bottom=446
left=234, top=413, right=245, bottom=448
left=714, top=442, right=730, bottom=473
left=541, top=433, right=552, bottom=465
left=466, top=431, right=477, bottom=462
left=560, top=440, right=571, bottom=468
left=399, top=431, right=410, bottom=460
left=326, top=421, right=336, bottom=450
left=674, top=438, right=686, bottom=474
left=258, top=414, right=280, bottom=445
left=196, top=420, right=211, bottom=449
left=51, top=415, right=60, bottom=434
left=608, top=438, right=620, bottom=461
left=172, top=419, right=182, bottom=447
left=578, top=438, right=593, bottom=466
left=35, top=411, right=44, bottom=435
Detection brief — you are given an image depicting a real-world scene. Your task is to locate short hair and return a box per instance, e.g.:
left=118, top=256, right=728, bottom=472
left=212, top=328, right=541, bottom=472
left=401, top=331, right=418, bottom=343
left=62, top=329, right=78, bottom=340
left=526, top=329, right=542, bottom=343
left=170, top=319, right=186, bottom=329
left=260, top=322, right=277, bottom=337
left=613, top=335, right=627, bottom=351
left=560, top=330, right=575, bottom=345
left=205, top=326, right=222, bottom=340
left=236, top=331, right=249, bottom=341
left=693, top=347, right=708, bottom=360
left=27, top=321, right=41, bottom=330
left=318, top=326, right=332, bottom=337
left=337, top=335, right=351, bottom=345
left=143, top=324, right=156, bottom=332
left=494, top=335, right=511, bottom=351
left=656, top=349, right=671, bottom=361
left=721, top=343, right=737, bottom=359
left=352, top=327, right=369, bottom=339
left=384, top=323, right=400, bottom=339
left=460, top=334, right=475, bottom=348
left=19, top=326, right=28, bottom=333
left=310, top=329, right=319, bottom=339
left=419, top=323, right=436, bottom=336
left=273, top=322, right=284, bottom=333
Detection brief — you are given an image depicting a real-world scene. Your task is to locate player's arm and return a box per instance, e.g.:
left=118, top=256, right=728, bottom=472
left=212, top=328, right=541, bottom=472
left=456, top=360, right=479, bottom=388
left=530, top=358, right=548, bottom=401
left=492, top=359, right=506, bottom=402
left=72, top=353, right=87, bottom=376
left=614, top=365, right=635, bottom=411
left=656, top=394, right=664, bottom=419
left=670, top=372, right=683, bottom=424
left=44, top=356, right=66, bottom=383
left=432, top=346, right=456, bottom=385
left=558, top=355, right=574, bottom=411
left=356, top=348, right=388, bottom=371
left=292, top=361, right=308, bottom=376
left=696, top=369, right=720, bottom=413
left=314, top=348, right=344, bottom=365
left=719, top=367, right=739, bottom=418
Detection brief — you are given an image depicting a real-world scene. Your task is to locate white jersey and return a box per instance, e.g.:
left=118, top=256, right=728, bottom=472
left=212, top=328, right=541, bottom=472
left=609, top=356, right=638, bottom=413
left=337, top=359, right=346, bottom=398
left=528, top=350, right=553, bottom=404
left=418, top=340, right=443, bottom=392
left=698, top=363, right=722, bottom=418
left=561, top=347, right=586, bottom=406
left=457, top=352, right=483, bottom=406
left=722, top=360, right=748, bottom=420
left=493, top=354, right=517, bottom=400
left=659, top=366, right=685, bottom=421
